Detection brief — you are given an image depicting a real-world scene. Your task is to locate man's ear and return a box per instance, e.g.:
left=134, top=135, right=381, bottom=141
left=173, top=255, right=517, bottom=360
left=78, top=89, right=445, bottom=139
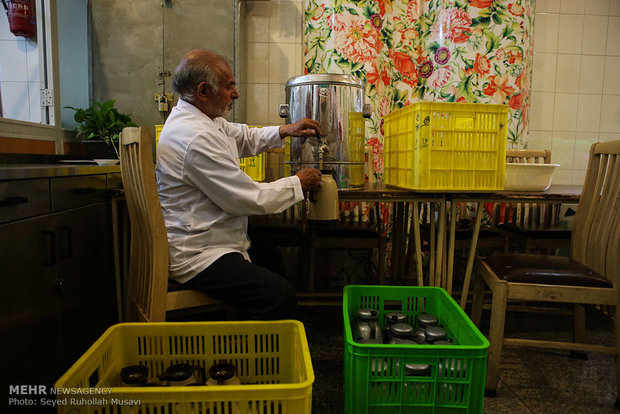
left=195, top=82, right=211, bottom=102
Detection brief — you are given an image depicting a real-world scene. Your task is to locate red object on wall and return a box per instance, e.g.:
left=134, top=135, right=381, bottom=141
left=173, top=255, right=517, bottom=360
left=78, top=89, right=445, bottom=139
left=3, top=0, right=36, bottom=39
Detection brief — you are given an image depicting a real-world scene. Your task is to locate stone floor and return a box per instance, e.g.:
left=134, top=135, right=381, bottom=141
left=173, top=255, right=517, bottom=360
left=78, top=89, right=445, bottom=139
left=297, top=302, right=618, bottom=414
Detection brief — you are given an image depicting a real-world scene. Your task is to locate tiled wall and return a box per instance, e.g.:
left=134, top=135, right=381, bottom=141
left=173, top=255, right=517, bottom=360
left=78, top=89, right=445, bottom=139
left=530, top=0, right=620, bottom=185
left=0, top=16, right=41, bottom=123
left=242, top=0, right=303, bottom=127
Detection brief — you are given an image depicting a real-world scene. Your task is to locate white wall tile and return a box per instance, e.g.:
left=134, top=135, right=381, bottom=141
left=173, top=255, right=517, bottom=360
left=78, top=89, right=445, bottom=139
left=553, top=93, right=579, bottom=131
left=537, top=0, right=561, bottom=13
left=607, top=17, right=620, bottom=55
left=245, top=83, right=269, bottom=124
left=526, top=130, right=553, bottom=150
left=295, top=44, right=303, bottom=78
left=600, top=94, right=620, bottom=132
left=576, top=94, right=602, bottom=132
left=582, top=16, right=608, bottom=55
left=571, top=169, right=587, bottom=185
left=574, top=133, right=599, bottom=168
left=0, top=39, right=28, bottom=81
left=610, top=0, right=620, bottom=16
left=560, top=0, right=586, bottom=13
left=579, top=55, right=605, bottom=93
left=603, top=56, right=620, bottom=93
left=246, top=43, right=270, bottom=83
left=28, top=82, right=41, bottom=123
left=25, top=39, right=39, bottom=83
left=530, top=92, right=556, bottom=130
left=0, top=13, right=14, bottom=40
left=555, top=54, right=581, bottom=93
left=558, top=14, right=584, bottom=54
left=268, top=83, right=286, bottom=125
left=0, top=81, right=30, bottom=121
left=532, top=53, right=557, bottom=92
left=551, top=131, right=576, bottom=168
left=600, top=132, right=620, bottom=141
left=269, top=1, right=301, bottom=44
left=586, top=0, right=611, bottom=15
left=534, top=14, right=560, bottom=53
left=553, top=169, right=573, bottom=184
left=246, top=1, right=271, bottom=43
left=269, top=43, right=298, bottom=83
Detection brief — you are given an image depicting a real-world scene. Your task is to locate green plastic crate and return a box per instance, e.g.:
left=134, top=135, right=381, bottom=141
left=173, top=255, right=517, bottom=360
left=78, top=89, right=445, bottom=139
left=343, top=285, right=489, bottom=414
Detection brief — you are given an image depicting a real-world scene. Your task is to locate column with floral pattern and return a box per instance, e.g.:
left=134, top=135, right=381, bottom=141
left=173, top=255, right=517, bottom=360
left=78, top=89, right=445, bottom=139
left=304, top=0, right=535, bottom=181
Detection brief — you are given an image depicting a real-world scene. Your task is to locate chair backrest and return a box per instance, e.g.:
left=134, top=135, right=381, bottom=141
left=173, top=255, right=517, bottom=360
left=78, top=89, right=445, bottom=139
left=119, top=126, right=168, bottom=322
left=506, top=149, right=551, bottom=164
left=572, top=140, right=620, bottom=285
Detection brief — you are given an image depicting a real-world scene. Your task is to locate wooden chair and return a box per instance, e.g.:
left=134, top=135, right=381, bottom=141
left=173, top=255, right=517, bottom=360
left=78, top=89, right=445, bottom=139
left=496, top=149, right=571, bottom=253
left=471, top=140, right=620, bottom=402
left=119, top=126, right=227, bottom=322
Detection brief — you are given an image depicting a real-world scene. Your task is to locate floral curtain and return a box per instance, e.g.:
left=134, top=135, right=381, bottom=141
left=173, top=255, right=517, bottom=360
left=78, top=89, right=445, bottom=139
left=304, top=0, right=535, bottom=182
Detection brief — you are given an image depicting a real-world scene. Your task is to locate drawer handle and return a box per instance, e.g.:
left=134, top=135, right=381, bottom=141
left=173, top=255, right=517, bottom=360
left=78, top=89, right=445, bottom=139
left=0, top=196, right=28, bottom=207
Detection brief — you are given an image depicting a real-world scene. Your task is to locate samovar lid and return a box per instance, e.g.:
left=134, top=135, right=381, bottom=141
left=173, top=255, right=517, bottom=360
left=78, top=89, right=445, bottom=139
left=285, top=73, right=365, bottom=89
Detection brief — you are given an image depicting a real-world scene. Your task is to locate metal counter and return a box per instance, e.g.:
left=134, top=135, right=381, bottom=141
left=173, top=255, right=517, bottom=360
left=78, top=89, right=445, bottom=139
left=0, top=163, right=121, bottom=181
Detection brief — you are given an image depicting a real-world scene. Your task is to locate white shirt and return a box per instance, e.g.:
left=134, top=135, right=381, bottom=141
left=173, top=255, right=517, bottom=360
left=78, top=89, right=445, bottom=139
left=155, top=99, right=304, bottom=283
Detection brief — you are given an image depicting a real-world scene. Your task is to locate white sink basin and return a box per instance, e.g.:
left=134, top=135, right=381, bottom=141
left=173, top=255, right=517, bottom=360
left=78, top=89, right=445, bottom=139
left=504, top=163, right=560, bottom=191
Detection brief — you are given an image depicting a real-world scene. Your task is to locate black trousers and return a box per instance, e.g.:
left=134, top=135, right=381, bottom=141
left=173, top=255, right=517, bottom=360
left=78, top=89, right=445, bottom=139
left=184, top=252, right=297, bottom=320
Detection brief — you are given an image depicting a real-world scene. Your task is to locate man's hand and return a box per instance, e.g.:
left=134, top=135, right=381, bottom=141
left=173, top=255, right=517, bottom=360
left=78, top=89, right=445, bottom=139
left=295, top=168, right=322, bottom=192
left=279, top=118, right=323, bottom=138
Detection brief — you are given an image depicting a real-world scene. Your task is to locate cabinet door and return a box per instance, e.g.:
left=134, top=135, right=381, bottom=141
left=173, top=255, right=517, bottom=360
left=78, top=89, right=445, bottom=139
left=55, top=203, right=118, bottom=371
left=0, top=216, right=62, bottom=390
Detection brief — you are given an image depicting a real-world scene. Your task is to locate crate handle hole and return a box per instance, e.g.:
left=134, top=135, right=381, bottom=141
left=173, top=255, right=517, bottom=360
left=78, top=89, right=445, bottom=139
left=455, top=117, right=474, bottom=129
left=88, top=369, right=99, bottom=387
left=384, top=300, right=402, bottom=311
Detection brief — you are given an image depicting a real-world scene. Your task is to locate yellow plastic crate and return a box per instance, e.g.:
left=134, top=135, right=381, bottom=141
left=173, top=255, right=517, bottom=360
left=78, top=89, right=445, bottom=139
left=54, top=321, right=314, bottom=414
left=384, top=102, right=508, bottom=192
left=284, top=137, right=291, bottom=177
left=348, top=112, right=366, bottom=187
left=240, top=153, right=266, bottom=182
left=155, top=124, right=164, bottom=148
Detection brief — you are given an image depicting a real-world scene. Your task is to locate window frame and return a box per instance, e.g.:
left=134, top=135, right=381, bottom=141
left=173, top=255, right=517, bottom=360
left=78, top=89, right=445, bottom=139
left=0, top=0, right=75, bottom=153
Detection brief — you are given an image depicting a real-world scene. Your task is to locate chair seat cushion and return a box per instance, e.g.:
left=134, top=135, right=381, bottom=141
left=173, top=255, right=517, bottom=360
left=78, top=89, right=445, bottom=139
left=485, top=254, right=611, bottom=287
left=496, top=223, right=572, bottom=239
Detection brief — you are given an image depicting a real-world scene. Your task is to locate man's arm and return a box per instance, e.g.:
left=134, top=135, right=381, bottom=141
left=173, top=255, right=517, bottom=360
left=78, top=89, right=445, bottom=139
left=279, top=118, right=323, bottom=139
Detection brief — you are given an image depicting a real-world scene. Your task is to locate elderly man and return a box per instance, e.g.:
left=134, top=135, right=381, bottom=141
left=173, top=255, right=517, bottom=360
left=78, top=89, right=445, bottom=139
left=155, top=49, right=322, bottom=319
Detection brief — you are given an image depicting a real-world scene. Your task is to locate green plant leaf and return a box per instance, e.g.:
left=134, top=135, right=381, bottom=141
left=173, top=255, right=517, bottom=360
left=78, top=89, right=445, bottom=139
left=67, top=99, right=136, bottom=144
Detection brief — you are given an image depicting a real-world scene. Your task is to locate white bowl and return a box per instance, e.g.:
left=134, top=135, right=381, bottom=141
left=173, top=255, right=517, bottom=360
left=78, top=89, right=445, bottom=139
left=504, top=163, right=560, bottom=191
left=93, top=159, right=119, bottom=166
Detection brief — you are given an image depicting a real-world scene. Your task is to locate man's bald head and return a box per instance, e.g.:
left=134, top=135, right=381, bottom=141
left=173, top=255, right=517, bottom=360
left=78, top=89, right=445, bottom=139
left=172, top=49, right=231, bottom=102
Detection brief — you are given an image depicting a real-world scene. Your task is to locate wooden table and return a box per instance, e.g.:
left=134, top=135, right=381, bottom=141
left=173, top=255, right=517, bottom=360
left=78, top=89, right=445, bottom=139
left=338, top=184, right=582, bottom=306
left=339, top=183, right=446, bottom=288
